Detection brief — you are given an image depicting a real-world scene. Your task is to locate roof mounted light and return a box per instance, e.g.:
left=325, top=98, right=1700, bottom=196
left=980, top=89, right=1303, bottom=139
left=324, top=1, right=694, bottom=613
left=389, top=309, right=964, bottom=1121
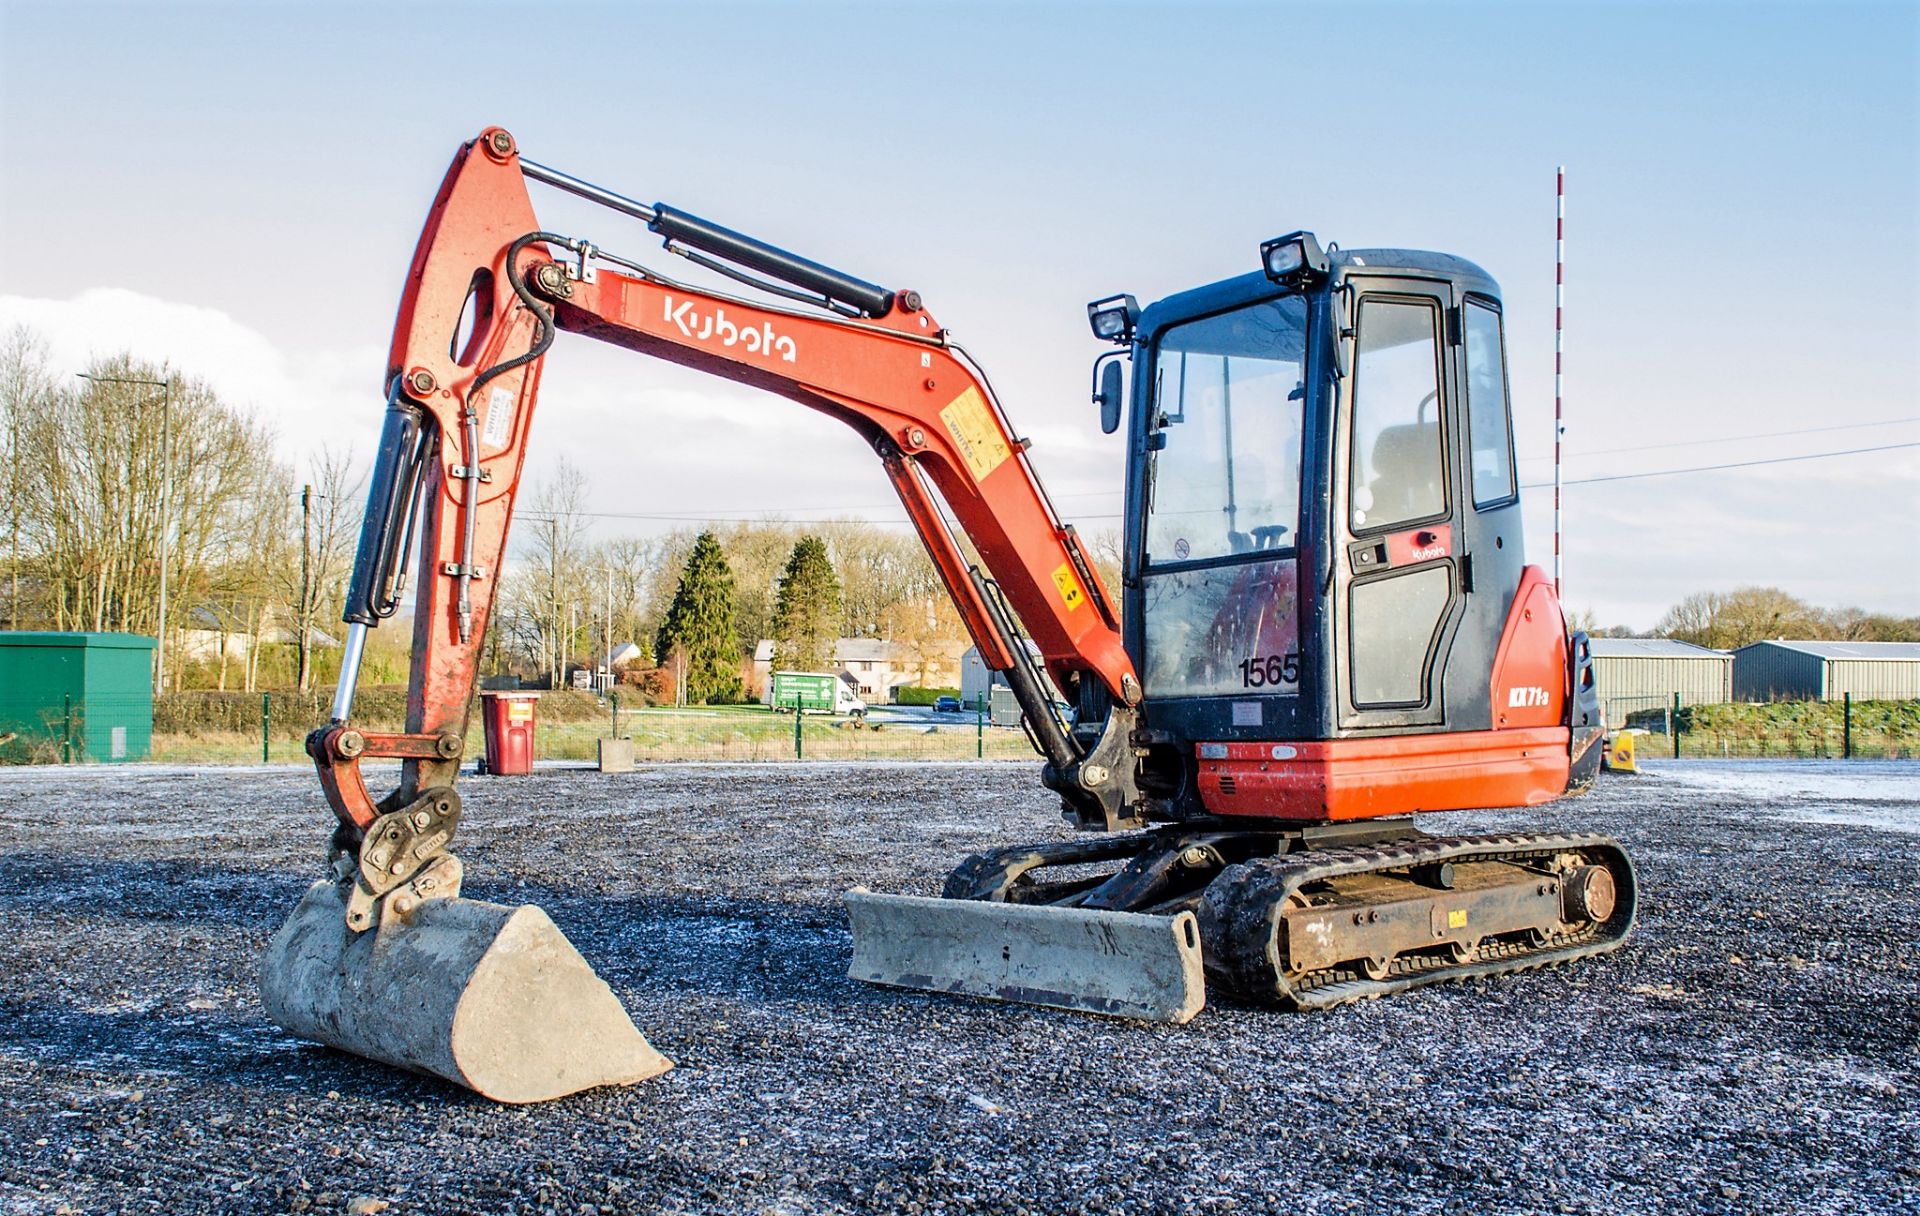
left=1260, top=231, right=1329, bottom=285
left=1087, top=293, right=1140, bottom=345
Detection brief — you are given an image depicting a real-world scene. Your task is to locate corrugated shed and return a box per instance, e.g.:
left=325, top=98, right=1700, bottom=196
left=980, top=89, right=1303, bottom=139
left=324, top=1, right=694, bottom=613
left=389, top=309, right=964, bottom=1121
left=1588, top=637, right=1732, bottom=727
left=1740, top=640, right=1920, bottom=661
left=1733, top=640, right=1920, bottom=701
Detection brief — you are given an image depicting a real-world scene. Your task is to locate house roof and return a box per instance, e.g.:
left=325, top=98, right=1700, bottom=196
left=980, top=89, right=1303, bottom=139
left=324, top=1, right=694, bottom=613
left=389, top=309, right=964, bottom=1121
left=834, top=637, right=894, bottom=662
left=1588, top=638, right=1728, bottom=659
left=1733, top=640, right=1920, bottom=661
left=754, top=638, right=898, bottom=662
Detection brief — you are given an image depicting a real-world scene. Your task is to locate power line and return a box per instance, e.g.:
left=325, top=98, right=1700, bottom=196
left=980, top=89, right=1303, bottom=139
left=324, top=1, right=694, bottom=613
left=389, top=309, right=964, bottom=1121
left=1520, top=441, right=1920, bottom=488
left=1520, top=415, right=1920, bottom=464
left=320, top=440, right=1917, bottom=529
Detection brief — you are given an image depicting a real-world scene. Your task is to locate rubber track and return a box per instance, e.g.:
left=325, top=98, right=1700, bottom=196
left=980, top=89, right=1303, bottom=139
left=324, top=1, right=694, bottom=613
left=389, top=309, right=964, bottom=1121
left=1201, top=832, right=1638, bottom=1011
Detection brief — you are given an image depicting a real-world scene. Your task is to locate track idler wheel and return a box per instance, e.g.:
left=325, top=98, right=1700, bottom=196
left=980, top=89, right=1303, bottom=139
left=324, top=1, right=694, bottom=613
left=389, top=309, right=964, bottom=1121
left=1561, top=864, right=1617, bottom=924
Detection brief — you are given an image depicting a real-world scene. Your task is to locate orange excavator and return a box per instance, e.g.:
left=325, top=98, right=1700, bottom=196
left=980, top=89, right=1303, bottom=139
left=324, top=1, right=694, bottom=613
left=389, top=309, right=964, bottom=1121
left=259, top=127, right=1633, bottom=1103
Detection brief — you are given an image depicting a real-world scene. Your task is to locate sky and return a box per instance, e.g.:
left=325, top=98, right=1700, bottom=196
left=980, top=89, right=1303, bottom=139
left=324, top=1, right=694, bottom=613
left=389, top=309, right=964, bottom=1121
left=1, top=0, right=1915, bottom=629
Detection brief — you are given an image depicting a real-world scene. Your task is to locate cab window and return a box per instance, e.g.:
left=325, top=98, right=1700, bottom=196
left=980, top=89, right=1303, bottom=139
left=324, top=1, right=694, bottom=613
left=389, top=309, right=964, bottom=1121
left=1463, top=299, right=1517, bottom=507
left=1349, top=298, right=1445, bottom=532
left=1144, top=296, right=1308, bottom=566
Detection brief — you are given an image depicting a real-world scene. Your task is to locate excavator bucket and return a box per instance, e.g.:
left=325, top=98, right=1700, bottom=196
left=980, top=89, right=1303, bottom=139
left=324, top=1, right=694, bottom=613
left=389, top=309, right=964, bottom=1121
left=260, top=881, right=671, bottom=1103
left=844, top=890, right=1206, bottom=1023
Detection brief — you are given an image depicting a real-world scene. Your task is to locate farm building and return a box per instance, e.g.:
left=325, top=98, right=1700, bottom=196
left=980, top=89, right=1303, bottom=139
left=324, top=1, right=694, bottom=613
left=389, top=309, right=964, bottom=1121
left=1587, top=638, right=1732, bottom=728
left=1731, top=640, right=1920, bottom=702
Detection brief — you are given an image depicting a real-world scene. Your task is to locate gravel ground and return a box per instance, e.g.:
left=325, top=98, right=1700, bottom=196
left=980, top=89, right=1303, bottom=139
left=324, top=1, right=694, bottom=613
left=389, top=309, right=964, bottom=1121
left=0, top=758, right=1914, bottom=1215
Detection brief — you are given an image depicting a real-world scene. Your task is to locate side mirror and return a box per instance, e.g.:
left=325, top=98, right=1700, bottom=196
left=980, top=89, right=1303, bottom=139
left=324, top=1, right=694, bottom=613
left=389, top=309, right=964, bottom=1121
left=1094, top=357, right=1125, bottom=435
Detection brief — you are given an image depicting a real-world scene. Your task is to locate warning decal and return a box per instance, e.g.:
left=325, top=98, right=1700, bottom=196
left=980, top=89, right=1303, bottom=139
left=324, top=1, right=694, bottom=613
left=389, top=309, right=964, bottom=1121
left=939, top=387, right=1011, bottom=482
left=1051, top=562, right=1087, bottom=612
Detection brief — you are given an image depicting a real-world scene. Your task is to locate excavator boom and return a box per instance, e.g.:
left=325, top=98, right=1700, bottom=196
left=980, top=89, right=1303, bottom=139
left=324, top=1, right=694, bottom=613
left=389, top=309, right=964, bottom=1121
left=268, top=127, right=1170, bottom=1100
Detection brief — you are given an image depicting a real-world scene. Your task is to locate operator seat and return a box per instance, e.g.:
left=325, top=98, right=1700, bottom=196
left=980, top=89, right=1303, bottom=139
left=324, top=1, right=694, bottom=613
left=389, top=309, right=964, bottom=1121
left=1367, top=423, right=1442, bottom=525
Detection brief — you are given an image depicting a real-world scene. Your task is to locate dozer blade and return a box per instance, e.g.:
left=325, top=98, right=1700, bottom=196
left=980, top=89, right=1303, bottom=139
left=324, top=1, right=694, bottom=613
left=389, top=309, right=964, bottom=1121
left=260, top=881, right=671, bottom=1103
left=845, top=890, right=1205, bottom=1023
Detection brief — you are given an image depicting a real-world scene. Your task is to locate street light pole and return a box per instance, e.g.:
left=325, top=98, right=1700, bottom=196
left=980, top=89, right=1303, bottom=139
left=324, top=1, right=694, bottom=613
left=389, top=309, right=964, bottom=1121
left=76, top=371, right=173, bottom=690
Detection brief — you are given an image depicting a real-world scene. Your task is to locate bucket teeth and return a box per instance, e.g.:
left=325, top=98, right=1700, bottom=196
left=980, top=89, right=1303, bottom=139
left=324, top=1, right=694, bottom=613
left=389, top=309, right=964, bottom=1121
left=261, top=881, right=671, bottom=1103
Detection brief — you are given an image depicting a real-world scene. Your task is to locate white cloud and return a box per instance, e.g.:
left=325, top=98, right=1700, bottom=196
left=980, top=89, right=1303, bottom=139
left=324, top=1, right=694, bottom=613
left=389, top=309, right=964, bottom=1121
left=0, top=287, right=379, bottom=465
left=3, top=288, right=1913, bottom=629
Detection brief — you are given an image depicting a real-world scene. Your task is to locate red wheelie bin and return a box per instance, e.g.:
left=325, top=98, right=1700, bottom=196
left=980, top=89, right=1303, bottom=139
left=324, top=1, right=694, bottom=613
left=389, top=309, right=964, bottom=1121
left=478, top=691, right=539, bottom=775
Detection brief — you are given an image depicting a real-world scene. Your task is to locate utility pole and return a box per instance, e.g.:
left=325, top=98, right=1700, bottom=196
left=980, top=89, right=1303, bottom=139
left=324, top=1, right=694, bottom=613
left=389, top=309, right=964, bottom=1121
left=298, top=484, right=313, bottom=692
left=1553, top=166, right=1565, bottom=597
left=603, top=565, right=614, bottom=693
left=7, top=396, right=18, bottom=630
left=77, top=371, right=172, bottom=690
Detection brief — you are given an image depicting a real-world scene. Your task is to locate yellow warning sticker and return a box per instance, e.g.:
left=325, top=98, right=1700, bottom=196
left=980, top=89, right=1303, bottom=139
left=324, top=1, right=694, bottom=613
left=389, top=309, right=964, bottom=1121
left=1448, top=909, right=1468, bottom=929
left=1051, top=562, right=1087, bottom=612
left=939, top=387, right=1011, bottom=482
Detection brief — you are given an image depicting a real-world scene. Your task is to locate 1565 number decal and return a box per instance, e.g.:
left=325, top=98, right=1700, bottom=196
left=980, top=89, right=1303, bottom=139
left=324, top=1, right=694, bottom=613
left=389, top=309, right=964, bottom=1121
left=1238, top=652, right=1300, bottom=689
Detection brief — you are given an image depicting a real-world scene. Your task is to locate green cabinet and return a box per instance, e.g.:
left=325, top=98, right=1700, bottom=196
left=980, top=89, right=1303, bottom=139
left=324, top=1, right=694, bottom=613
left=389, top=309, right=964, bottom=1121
left=0, top=632, right=155, bottom=763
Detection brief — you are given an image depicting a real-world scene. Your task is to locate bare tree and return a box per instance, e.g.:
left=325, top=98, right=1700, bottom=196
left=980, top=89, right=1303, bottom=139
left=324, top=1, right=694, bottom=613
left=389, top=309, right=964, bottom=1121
left=283, top=449, right=365, bottom=692
left=13, top=353, right=276, bottom=688
left=0, top=327, right=56, bottom=630
left=514, top=459, right=589, bottom=686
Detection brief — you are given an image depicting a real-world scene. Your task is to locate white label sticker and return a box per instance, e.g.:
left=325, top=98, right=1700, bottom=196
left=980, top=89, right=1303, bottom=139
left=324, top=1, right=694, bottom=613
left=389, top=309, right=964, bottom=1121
left=481, top=385, right=515, bottom=450
left=1232, top=701, right=1262, bottom=726
left=111, top=725, right=127, bottom=760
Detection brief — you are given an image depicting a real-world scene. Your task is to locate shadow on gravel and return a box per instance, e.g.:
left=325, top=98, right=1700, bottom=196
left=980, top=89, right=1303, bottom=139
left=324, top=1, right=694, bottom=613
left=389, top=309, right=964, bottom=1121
left=0, top=853, right=312, bottom=927
left=0, top=993, right=500, bottom=1107
left=471, top=883, right=889, bottom=1008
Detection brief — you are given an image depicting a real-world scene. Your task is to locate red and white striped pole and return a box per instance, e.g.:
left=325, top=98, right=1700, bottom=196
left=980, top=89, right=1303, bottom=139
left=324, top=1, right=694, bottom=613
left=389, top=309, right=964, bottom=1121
left=1553, top=166, right=1565, bottom=597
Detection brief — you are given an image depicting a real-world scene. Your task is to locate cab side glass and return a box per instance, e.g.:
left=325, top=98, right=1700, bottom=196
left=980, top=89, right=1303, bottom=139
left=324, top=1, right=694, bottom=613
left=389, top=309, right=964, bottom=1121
left=1349, top=298, right=1446, bottom=532
left=1463, top=299, right=1517, bottom=507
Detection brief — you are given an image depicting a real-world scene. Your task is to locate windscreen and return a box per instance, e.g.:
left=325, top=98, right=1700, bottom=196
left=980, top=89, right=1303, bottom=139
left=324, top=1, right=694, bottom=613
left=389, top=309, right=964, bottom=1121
left=1139, top=295, right=1308, bottom=700
left=1144, top=296, right=1308, bottom=566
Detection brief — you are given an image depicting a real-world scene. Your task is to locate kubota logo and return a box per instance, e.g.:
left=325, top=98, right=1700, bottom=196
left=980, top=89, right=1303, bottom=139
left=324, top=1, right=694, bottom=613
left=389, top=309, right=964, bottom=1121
left=663, top=296, right=797, bottom=363
left=1507, top=686, right=1551, bottom=708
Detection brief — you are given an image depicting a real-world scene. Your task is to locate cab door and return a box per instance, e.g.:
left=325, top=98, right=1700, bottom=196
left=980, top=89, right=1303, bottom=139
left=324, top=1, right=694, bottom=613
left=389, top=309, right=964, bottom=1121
left=1335, top=280, right=1465, bottom=729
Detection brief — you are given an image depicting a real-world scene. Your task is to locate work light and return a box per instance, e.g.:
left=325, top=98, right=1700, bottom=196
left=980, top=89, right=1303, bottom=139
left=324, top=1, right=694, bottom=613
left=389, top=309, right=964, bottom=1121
left=1260, top=231, right=1328, bottom=284
left=1086, top=294, right=1140, bottom=344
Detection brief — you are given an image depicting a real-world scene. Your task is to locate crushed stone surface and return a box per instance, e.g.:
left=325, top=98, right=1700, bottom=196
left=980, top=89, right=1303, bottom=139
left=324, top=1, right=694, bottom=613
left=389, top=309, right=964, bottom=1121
left=0, top=758, right=1914, bottom=1215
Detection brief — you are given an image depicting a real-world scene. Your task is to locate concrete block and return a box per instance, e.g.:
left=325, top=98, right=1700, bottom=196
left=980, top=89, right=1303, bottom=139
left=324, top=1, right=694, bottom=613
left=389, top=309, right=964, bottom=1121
left=597, top=737, right=635, bottom=773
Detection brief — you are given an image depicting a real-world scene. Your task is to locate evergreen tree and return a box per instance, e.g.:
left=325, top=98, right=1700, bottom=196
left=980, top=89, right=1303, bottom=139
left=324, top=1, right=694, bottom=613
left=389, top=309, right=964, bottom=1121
left=653, top=530, right=744, bottom=704
left=770, top=535, right=843, bottom=672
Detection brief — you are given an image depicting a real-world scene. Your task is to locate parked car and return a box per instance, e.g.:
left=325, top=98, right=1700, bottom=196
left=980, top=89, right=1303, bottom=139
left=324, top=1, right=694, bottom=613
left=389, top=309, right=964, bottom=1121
left=933, top=695, right=963, bottom=713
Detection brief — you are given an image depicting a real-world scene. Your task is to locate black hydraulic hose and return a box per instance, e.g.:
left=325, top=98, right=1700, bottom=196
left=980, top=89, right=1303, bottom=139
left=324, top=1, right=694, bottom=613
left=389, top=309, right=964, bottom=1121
left=469, top=231, right=567, bottom=405
left=343, top=394, right=428, bottom=625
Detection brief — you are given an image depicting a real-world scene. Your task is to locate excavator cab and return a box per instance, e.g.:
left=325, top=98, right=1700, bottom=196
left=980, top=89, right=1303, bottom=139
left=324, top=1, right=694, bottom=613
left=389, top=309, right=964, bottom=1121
left=261, top=131, right=1632, bottom=1104
left=1109, top=239, right=1544, bottom=802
